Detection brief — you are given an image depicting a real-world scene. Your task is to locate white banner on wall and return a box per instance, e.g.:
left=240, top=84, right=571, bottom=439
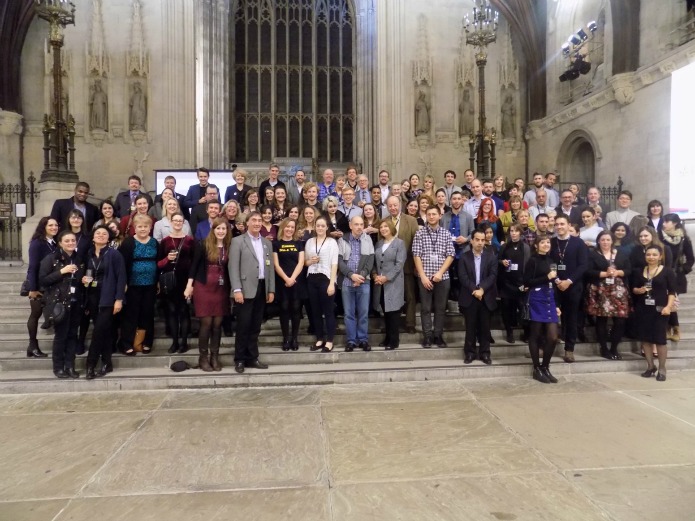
left=670, top=61, right=695, bottom=219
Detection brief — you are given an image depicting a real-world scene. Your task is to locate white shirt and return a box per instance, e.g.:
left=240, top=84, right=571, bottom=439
left=305, top=237, right=339, bottom=278
left=249, top=233, right=265, bottom=280
left=379, top=184, right=390, bottom=202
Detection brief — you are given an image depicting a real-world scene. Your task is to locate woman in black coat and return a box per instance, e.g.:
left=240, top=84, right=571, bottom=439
left=25, top=216, right=59, bottom=358
left=39, top=230, right=86, bottom=378
left=498, top=223, right=531, bottom=344
left=659, top=214, right=694, bottom=341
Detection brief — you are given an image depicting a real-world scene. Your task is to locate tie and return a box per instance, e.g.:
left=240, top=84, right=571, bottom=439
left=362, top=190, right=367, bottom=201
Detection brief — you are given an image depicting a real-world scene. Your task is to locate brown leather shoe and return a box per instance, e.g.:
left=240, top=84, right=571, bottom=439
left=563, top=350, right=575, bottom=363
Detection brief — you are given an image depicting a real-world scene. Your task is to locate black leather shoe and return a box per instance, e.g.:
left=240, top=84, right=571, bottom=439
left=464, top=354, right=475, bottom=364
left=282, top=338, right=291, bottom=351
left=245, top=360, right=268, bottom=369
left=533, top=367, right=550, bottom=384
left=422, top=334, right=433, bottom=348
left=178, top=342, right=189, bottom=354
left=310, top=341, right=324, bottom=352
left=86, top=367, right=97, bottom=380
left=640, top=366, right=657, bottom=378
left=291, top=338, right=299, bottom=351
left=234, top=362, right=245, bottom=373
left=378, top=338, right=390, bottom=347
left=168, top=343, right=179, bottom=354
left=359, top=342, right=371, bottom=352
left=435, top=336, right=447, bottom=348
left=27, top=347, right=48, bottom=358
left=656, top=372, right=667, bottom=382
left=480, top=356, right=492, bottom=365
left=99, top=363, right=113, bottom=376
left=65, top=368, right=80, bottom=379
left=345, top=342, right=356, bottom=352
left=506, top=332, right=515, bottom=344
left=541, top=366, right=558, bottom=383
left=599, top=347, right=612, bottom=360
left=53, top=369, right=69, bottom=379
left=610, top=349, right=622, bottom=360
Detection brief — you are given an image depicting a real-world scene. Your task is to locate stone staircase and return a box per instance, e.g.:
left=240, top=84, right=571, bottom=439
left=0, top=264, right=693, bottom=393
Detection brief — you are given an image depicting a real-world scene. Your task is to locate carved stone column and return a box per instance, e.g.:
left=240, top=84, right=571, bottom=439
left=354, top=0, right=376, bottom=180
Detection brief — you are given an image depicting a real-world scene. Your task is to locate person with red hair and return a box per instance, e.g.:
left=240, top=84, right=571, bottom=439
left=475, top=197, right=504, bottom=249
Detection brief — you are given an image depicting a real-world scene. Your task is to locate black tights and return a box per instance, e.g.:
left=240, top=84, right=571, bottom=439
left=27, top=298, right=43, bottom=346
left=279, top=298, right=302, bottom=340
left=166, top=296, right=191, bottom=347
left=198, top=316, right=222, bottom=351
left=594, top=316, right=625, bottom=350
left=528, top=321, right=558, bottom=368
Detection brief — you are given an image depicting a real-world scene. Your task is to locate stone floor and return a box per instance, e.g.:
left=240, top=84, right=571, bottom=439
left=2, top=371, right=695, bottom=521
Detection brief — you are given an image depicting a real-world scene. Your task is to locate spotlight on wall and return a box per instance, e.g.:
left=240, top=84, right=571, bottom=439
left=576, top=28, right=589, bottom=42
left=562, top=43, right=571, bottom=57
left=568, top=34, right=582, bottom=46
left=587, top=20, right=598, bottom=33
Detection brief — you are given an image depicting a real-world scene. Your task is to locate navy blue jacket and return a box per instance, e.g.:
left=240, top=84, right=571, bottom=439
left=85, top=247, right=127, bottom=307
left=550, top=235, right=588, bottom=294
left=26, top=239, right=57, bottom=292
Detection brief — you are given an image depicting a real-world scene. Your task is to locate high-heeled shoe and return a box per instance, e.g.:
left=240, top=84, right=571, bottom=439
left=641, top=366, right=657, bottom=378
left=282, top=338, right=291, bottom=351
left=321, top=342, right=334, bottom=353
left=656, top=372, right=667, bottom=382
left=310, top=341, right=324, bottom=352
left=291, top=338, right=299, bottom=351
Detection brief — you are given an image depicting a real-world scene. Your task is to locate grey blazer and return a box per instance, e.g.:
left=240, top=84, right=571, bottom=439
left=285, top=177, right=305, bottom=206
left=229, top=233, right=276, bottom=299
left=372, top=238, right=406, bottom=313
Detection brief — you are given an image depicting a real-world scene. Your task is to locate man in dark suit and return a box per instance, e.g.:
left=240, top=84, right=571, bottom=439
left=183, top=167, right=211, bottom=211
left=554, top=189, right=583, bottom=227
left=385, top=195, right=419, bottom=334
left=50, top=181, right=100, bottom=230
left=458, top=229, right=498, bottom=364
left=189, top=184, right=221, bottom=235
left=550, top=214, right=589, bottom=362
left=229, top=211, right=275, bottom=373
left=155, top=175, right=188, bottom=219
left=258, top=163, right=286, bottom=201
left=113, top=175, right=154, bottom=218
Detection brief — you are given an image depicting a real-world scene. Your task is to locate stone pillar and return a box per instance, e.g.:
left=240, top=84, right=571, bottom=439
left=196, top=0, right=230, bottom=169
left=354, top=0, right=377, bottom=180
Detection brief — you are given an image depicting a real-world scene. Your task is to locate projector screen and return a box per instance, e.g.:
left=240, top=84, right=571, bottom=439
left=670, top=61, right=695, bottom=219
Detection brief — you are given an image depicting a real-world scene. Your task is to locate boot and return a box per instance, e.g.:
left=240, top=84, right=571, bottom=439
left=670, top=326, right=681, bottom=342
left=198, top=334, right=213, bottom=372
left=599, top=344, right=612, bottom=360
left=563, top=350, right=575, bottom=363
left=209, top=329, right=222, bottom=372
left=609, top=343, right=622, bottom=360
left=86, top=366, right=97, bottom=380
left=666, top=327, right=674, bottom=341
left=26, top=340, right=47, bottom=358
left=178, top=339, right=189, bottom=354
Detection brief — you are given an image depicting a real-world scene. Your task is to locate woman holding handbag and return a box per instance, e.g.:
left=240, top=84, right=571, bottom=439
left=39, top=230, right=85, bottom=378
left=498, top=224, right=531, bottom=344
left=158, top=212, right=196, bottom=354
left=184, top=218, right=232, bottom=371
left=25, top=216, right=59, bottom=357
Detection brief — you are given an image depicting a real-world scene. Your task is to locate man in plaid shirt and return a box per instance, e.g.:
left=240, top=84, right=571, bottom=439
left=318, top=168, right=337, bottom=204
left=412, top=205, right=456, bottom=348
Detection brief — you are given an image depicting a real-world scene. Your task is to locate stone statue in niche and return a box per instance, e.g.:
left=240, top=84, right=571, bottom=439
left=458, top=88, right=474, bottom=137
left=501, top=94, right=516, bottom=140
left=414, top=90, right=430, bottom=136
left=89, top=79, right=108, bottom=131
left=129, top=81, right=147, bottom=131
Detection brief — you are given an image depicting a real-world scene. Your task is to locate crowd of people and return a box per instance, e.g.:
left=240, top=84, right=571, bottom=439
left=25, top=165, right=694, bottom=384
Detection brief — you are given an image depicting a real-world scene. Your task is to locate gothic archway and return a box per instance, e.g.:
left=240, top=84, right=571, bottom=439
left=557, top=129, right=599, bottom=191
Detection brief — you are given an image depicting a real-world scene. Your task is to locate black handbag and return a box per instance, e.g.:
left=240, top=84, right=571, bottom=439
left=159, top=238, right=184, bottom=296
left=20, top=279, right=30, bottom=297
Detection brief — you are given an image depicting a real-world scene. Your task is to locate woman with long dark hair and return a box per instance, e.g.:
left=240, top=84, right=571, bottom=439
left=259, top=204, right=278, bottom=241
left=273, top=218, right=306, bottom=350
left=660, top=214, right=694, bottom=341
left=646, top=200, right=664, bottom=232
left=93, top=199, right=120, bottom=230
left=83, top=225, right=127, bottom=379
left=585, top=230, right=632, bottom=360
left=158, top=212, right=195, bottom=354
left=39, top=231, right=85, bottom=378
left=64, top=209, right=90, bottom=263
left=242, top=188, right=260, bottom=214
left=25, top=217, right=59, bottom=357
left=632, top=245, right=677, bottom=381
left=184, top=218, right=232, bottom=371
left=498, top=223, right=531, bottom=344
left=272, top=185, right=290, bottom=223
left=120, top=194, right=157, bottom=237
left=118, top=214, right=159, bottom=355
left=523, top=235, right=561, bottom=384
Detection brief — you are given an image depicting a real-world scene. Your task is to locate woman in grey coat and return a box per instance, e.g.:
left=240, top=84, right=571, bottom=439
left=373, top=220, right=407, bottom=349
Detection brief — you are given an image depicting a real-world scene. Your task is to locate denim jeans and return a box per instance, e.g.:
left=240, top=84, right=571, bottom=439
left=342, top=282, right=370, bottom=344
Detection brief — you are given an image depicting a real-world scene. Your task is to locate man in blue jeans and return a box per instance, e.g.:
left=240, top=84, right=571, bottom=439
left=338, top=215, right=375, bottom=352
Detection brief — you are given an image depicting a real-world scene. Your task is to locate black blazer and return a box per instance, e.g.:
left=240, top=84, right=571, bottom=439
left=50, top=198, right=100, bottom=231
left=554, top=205, right=583, bottom=227
left=189, top=204, right=209, bottom=235
left=584, top=248, right=631, bottom=286
left=154, top=192, right=188, bottom=220
left=550, top=235, right=588, bottom=293
left=457, top=249, right=498, bottom=310
left=113, top=190, right=153, bottom=218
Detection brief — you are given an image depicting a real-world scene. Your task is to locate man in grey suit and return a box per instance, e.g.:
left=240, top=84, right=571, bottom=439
left=229, top=211, right=276, bottom=373
left=285, top=169, right=307, bottom=206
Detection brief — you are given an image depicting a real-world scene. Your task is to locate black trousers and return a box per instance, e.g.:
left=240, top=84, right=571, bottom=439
left=121, top=285, right=156, bottom=349
left=52, top=301, right=82, bottom=372
left=234, top=280, right=266, bottom=363
left=307, top=274, right=336, bottom=342
left=556, top=287, right=582, bottom=352
left=463, top=298, right=492, bottom=357
left=403, top=273, right=417, bottom=329
left=87, top=306, right=116, bottom=368
left=383, top=310, right=400, bottom=347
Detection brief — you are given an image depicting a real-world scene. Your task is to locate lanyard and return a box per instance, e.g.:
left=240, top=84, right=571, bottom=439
left=426, top=227, right=440, bottom=252
left=555, top=238, right=569, bottom=262
left=315, top=237, right=327, bottom=257
left=218, top=246, right=225, bottom=267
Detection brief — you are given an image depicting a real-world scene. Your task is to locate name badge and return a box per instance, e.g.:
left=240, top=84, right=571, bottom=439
left=510, top=263, right=519, bottom=271
left=430, top=254, right=439, bottom=262
left=70, top=286, right=76, bottom=294
left=557, top=264, right=567, bottom=271
left=645, top=298, right=655, bottom=306
left=218, top=276, right=225, bottom=286
left=266, top=259, right=271, bottom=266
left=91, top=281, right=98, bottom=288
left=605, top=277, right=614, bottom=285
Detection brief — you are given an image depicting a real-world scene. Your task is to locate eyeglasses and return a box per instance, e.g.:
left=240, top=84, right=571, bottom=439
left=171, top=219, right=184, bottom=223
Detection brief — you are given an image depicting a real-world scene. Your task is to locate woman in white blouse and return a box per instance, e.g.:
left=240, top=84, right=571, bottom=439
left=153, top=198, right=192, bottom=242
left=580, top=206, right=602, bottom=248
left=305, top=216, right=339, bottom=352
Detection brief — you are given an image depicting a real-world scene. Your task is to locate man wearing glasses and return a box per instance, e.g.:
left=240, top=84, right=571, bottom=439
left=50, top=182, right=100, bottom=230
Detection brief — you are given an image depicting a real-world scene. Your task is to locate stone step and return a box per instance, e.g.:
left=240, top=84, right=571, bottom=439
left=2, top=352, right=694, bottom=394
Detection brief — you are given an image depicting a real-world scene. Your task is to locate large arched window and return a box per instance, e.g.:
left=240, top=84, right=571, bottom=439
left=232, top=0, right=354, bottom=163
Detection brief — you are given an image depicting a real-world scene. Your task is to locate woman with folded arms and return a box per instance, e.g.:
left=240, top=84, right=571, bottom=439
left=305, top=216, right=339, bottom=352
left=158, top=213, right=196, bottom=354
left=184, top=218, right=232, bottom=372
left=580, top=207, right=602, bottom=248
left=632, top=245, right=677, bottom=381
left=585, top=230, right=631, bottom=360
left=39, top=230, right=85, bottom=378
left=83, top=225, right=127, bottom=379
left=118, top=214, right=159, bottom=355
left=660, top=214, right=694, bottom=341
left=373, top=220, right=406, bottom=350
left=25, top=217, right=59, bottom=358
left=93, top=199, right=119, bottom=230
left=273, top=218, right=306, bottom=351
